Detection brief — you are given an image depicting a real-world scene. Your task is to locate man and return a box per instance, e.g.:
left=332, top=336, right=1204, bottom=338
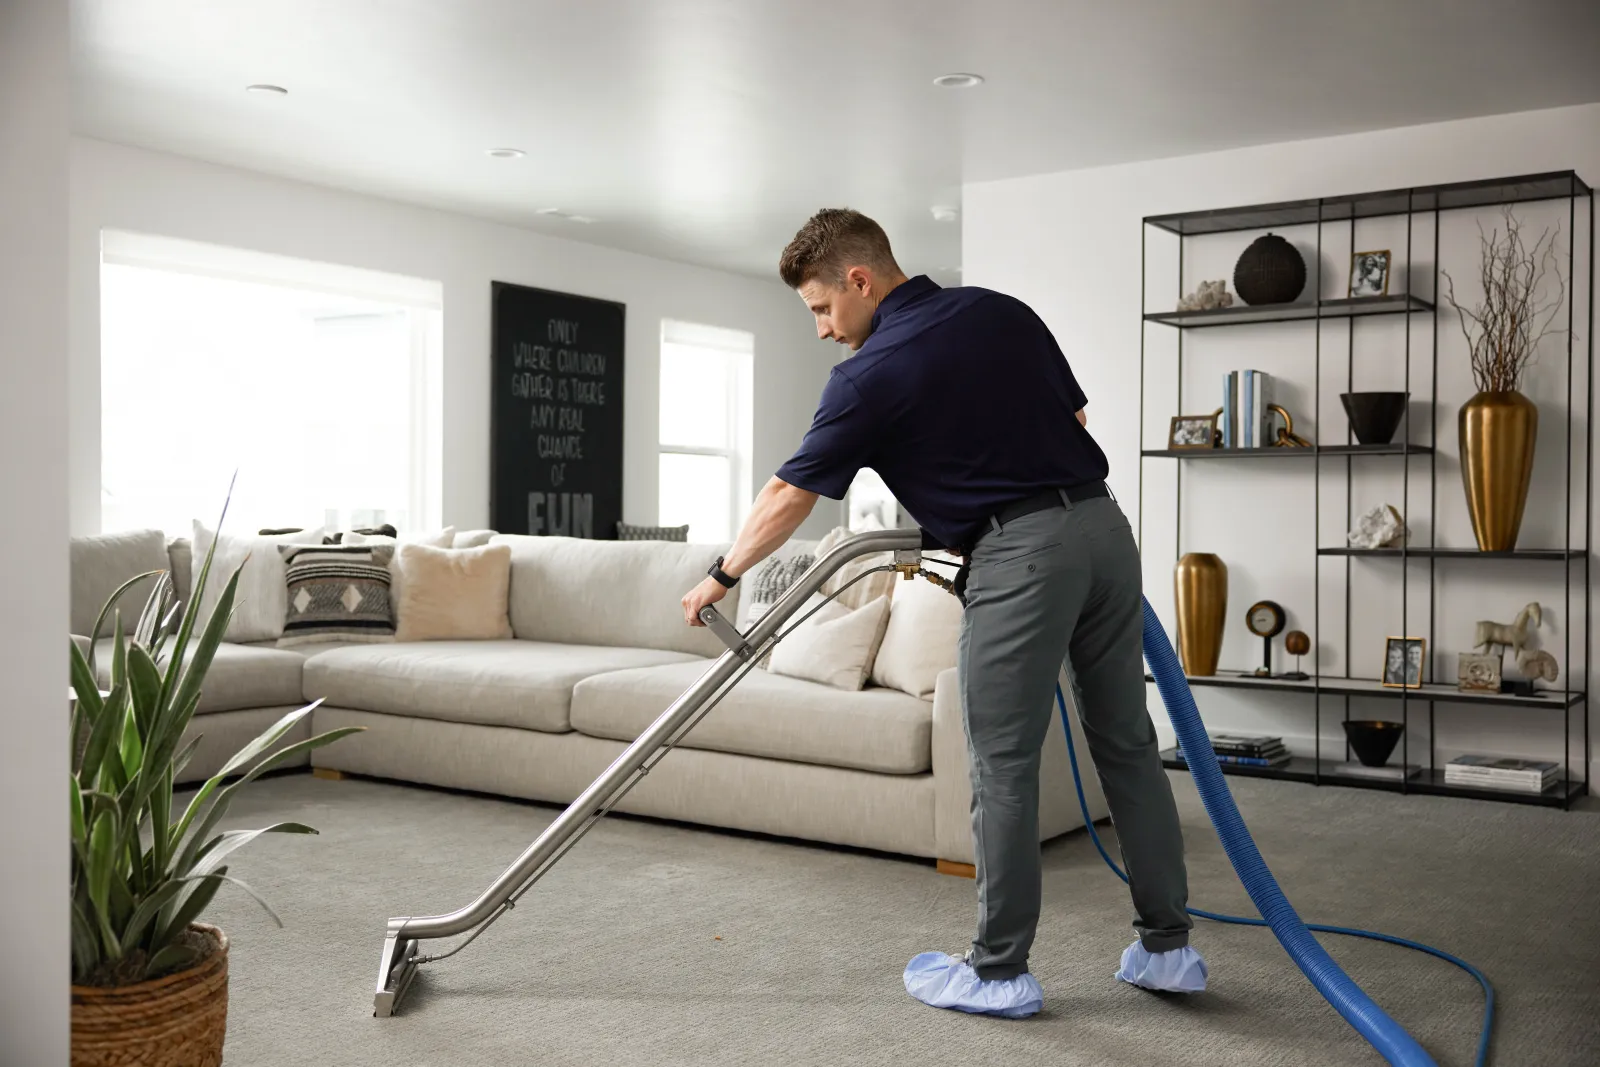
left=680, top=208, right=1207, bottom=1017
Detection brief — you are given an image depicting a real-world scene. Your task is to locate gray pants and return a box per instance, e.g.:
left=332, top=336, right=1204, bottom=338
left=958, top=492, right=1191, bottom=981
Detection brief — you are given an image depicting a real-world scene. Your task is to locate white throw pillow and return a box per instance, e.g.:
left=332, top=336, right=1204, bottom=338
left=870, top=557, right=964, bottom=699
left=767, top=593, right=891, bottom=691
left=392, top=543, right=513, bottom=642
left=190, top=522, right=325, bottom=643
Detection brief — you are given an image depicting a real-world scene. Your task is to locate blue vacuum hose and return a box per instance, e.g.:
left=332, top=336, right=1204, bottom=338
left=1051, top=595, right=1493, bottom=1067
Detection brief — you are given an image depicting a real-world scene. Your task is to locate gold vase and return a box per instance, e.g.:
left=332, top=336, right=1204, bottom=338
left=1174, top=553, right=1227, bottom=676
left=1460, top=390, right=1538, bottom=551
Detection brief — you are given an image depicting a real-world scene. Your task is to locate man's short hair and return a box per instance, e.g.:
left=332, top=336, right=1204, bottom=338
left=778, top=208, right=900, bottom=289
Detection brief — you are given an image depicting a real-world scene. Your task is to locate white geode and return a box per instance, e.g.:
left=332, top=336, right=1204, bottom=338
left=1177, top=279, right=1235, bottom=312
left=1348, top=504, right=1408, bottom=549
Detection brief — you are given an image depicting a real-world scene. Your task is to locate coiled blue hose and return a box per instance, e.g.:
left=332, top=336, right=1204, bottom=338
left=1050, top=595, right=1494, bottom=1067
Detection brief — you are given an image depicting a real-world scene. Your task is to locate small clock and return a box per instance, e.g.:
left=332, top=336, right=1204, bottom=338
left=1246, top=600, right=1286, bottom=676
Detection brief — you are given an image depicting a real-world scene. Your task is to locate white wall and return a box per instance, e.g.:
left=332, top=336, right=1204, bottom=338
left=0, top=0, right=70, bottom=1062
left=71, top=138, right=839, bottom=540
left=965, top=103, right=1600, bottom=784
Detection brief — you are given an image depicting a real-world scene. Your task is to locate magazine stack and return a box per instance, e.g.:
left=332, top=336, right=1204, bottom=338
left=1444, top=755, right=1560, bottom=794
left=1176, top=732, right=1291, bottom=768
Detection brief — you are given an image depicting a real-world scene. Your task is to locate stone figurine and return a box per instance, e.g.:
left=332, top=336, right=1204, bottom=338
left=1347, top=504, right=1408, bottom=550
left=1516, top=647, right=1560, bottom=684
left=1473, top=602, right=1542, bottom=659
left=1177, top=279, right=1234, bottom=312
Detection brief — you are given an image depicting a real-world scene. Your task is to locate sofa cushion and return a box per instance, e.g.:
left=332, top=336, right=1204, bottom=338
left=71, top=528, right=170, bottom=637
left=494, top=535, right=738, bottom=658
left=570, top=660, right=932, bottom=774
left=93, top=638, right=309, bottom=715
left=301, top=640, right=703, bottom=733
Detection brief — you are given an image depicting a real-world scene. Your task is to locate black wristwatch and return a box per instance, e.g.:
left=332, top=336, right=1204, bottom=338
left=707, top=556, right=739, bottom=588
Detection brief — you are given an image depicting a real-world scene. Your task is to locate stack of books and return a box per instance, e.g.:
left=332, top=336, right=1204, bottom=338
left=1176, top=732, right=1291, bottom=768
left=1444, top=755, right=1561, bottom=794
left=1221, top=370, right=1274, bottom=448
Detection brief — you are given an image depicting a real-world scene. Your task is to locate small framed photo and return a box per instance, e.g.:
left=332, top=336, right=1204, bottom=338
left=1457, top=652, right=1502, bottom=693
left=1168, top=414, right=1218, bottom=450
left=1349, top=250, right=1392, bottom=298
left=1382, top=636, right=1426, bottom=689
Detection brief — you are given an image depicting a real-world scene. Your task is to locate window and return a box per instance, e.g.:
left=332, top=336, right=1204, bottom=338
left=658, top=320, right=754, bottom=542
left=98, top=232, right=443, bottom=537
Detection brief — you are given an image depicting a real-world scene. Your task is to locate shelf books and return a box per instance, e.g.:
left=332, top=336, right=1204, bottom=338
left=1222, top=370, right=1273, bottom=448
left=1444, top=755, right=1560, bottom=794
left=1176, top=732, right=1291, bottom=768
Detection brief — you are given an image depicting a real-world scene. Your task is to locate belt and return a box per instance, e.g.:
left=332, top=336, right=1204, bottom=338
left=950, top=482, right=1111, bottom=603
left=990, top=481, right=1111, bottom=529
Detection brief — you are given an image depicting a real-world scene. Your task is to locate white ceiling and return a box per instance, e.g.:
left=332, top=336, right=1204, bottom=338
left=72, top=1, right=1600, bottom=282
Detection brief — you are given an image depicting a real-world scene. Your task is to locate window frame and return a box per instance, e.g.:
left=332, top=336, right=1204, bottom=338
left=657, top=320, right=754, bottom=542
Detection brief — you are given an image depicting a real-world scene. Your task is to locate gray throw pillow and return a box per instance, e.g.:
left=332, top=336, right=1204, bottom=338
left=616, top=522, right=690, bottom=542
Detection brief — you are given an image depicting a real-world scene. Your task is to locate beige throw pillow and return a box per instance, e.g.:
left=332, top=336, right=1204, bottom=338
left=393, top=543, right=513, bottom=642
left=870, top=558, right=964, bottom=699
left=767, top=593, right=891, bottom=691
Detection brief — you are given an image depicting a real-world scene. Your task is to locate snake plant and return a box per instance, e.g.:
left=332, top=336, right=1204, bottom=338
left=69, top=500, right=361, bottom=985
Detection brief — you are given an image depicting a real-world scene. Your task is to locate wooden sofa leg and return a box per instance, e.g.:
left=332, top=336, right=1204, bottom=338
left=936, top=859, right=976, bottom=879
left=311, top=767, right=346, bottom=781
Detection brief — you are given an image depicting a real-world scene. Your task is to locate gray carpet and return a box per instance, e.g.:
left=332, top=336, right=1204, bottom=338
left=203, top=770, right=1599, bottom=1066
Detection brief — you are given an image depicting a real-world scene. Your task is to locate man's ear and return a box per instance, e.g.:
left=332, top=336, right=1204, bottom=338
left=845, top=265, right=872, bottom=296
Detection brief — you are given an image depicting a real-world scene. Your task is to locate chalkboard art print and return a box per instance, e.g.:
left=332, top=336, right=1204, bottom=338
left=490, top=282, right=625, bottom=538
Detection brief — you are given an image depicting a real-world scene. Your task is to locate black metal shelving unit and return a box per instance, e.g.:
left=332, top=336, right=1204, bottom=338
left=1137, top=170, right=1595, bottom=810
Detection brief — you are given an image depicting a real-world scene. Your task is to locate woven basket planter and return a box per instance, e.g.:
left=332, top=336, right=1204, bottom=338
left=71, top=924, right=229, bottom=1067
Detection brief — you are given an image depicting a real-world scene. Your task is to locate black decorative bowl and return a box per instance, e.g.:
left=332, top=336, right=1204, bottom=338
left=1340, top=391, right=1408, bottom=445
left=1343, top=720, right=1404, bottom=767
left=1233, top=233, right=1307, bottom=305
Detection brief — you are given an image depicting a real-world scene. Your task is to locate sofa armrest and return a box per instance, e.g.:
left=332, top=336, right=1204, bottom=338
left=932, top=665, right=1111, bottom=866
left=931, top=667, right=972, bottom=862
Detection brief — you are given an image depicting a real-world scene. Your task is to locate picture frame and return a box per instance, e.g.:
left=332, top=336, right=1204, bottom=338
left=1456, top=651, right=1502, bottom=693
left=1381, top=636, right=1426, bottom=689
left=1349, top=249, right=1392, bottom=298
left=1168, top=413, right=1218, bottom=451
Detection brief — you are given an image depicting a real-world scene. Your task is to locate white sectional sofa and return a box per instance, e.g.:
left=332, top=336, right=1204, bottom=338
left=70, top=527, right=1109, bottom=868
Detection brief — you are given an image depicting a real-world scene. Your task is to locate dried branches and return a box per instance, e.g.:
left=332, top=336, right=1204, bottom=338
left=1441, top=207, right=1568, bottom=394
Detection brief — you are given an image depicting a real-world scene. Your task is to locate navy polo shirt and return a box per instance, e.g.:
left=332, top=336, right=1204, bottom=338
left=776, top=275, right=1109, bottom=550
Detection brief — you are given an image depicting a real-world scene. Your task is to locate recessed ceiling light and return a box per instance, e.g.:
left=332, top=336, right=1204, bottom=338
left=246, top=84, right=288, bottom=96
left=487, top=147, right=526, bottom=159
left=931, top=205, right=959, bottom=223
left=932, top=73, right=984, bottom=88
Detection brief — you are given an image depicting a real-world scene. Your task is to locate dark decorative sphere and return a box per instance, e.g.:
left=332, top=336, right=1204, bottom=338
left=1233, top=233, right=1307, bottom=305
left=1284, top=630, right=1310, bottom=656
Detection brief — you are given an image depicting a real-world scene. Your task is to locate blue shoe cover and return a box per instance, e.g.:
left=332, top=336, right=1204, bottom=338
left=903, top=951, right=1043, bottom=1018
left=1114, top=940, right=1208, bottom=993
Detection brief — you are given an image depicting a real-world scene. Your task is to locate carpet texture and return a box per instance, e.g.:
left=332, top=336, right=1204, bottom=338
left=205, top=770, right=1598, bottom=1066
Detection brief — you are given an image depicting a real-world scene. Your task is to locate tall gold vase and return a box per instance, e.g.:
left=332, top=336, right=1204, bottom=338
left=1174, top=553, right=1227, bottom=676
left=1459, top=390, right=1538, bottom=551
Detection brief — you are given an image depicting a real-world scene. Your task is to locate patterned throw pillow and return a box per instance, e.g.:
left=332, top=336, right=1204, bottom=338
left=277, top=544, right=396, bottom=647
left=616, top=522, right=690, bottom=542
left=741, top=550, right=817, bottom=628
